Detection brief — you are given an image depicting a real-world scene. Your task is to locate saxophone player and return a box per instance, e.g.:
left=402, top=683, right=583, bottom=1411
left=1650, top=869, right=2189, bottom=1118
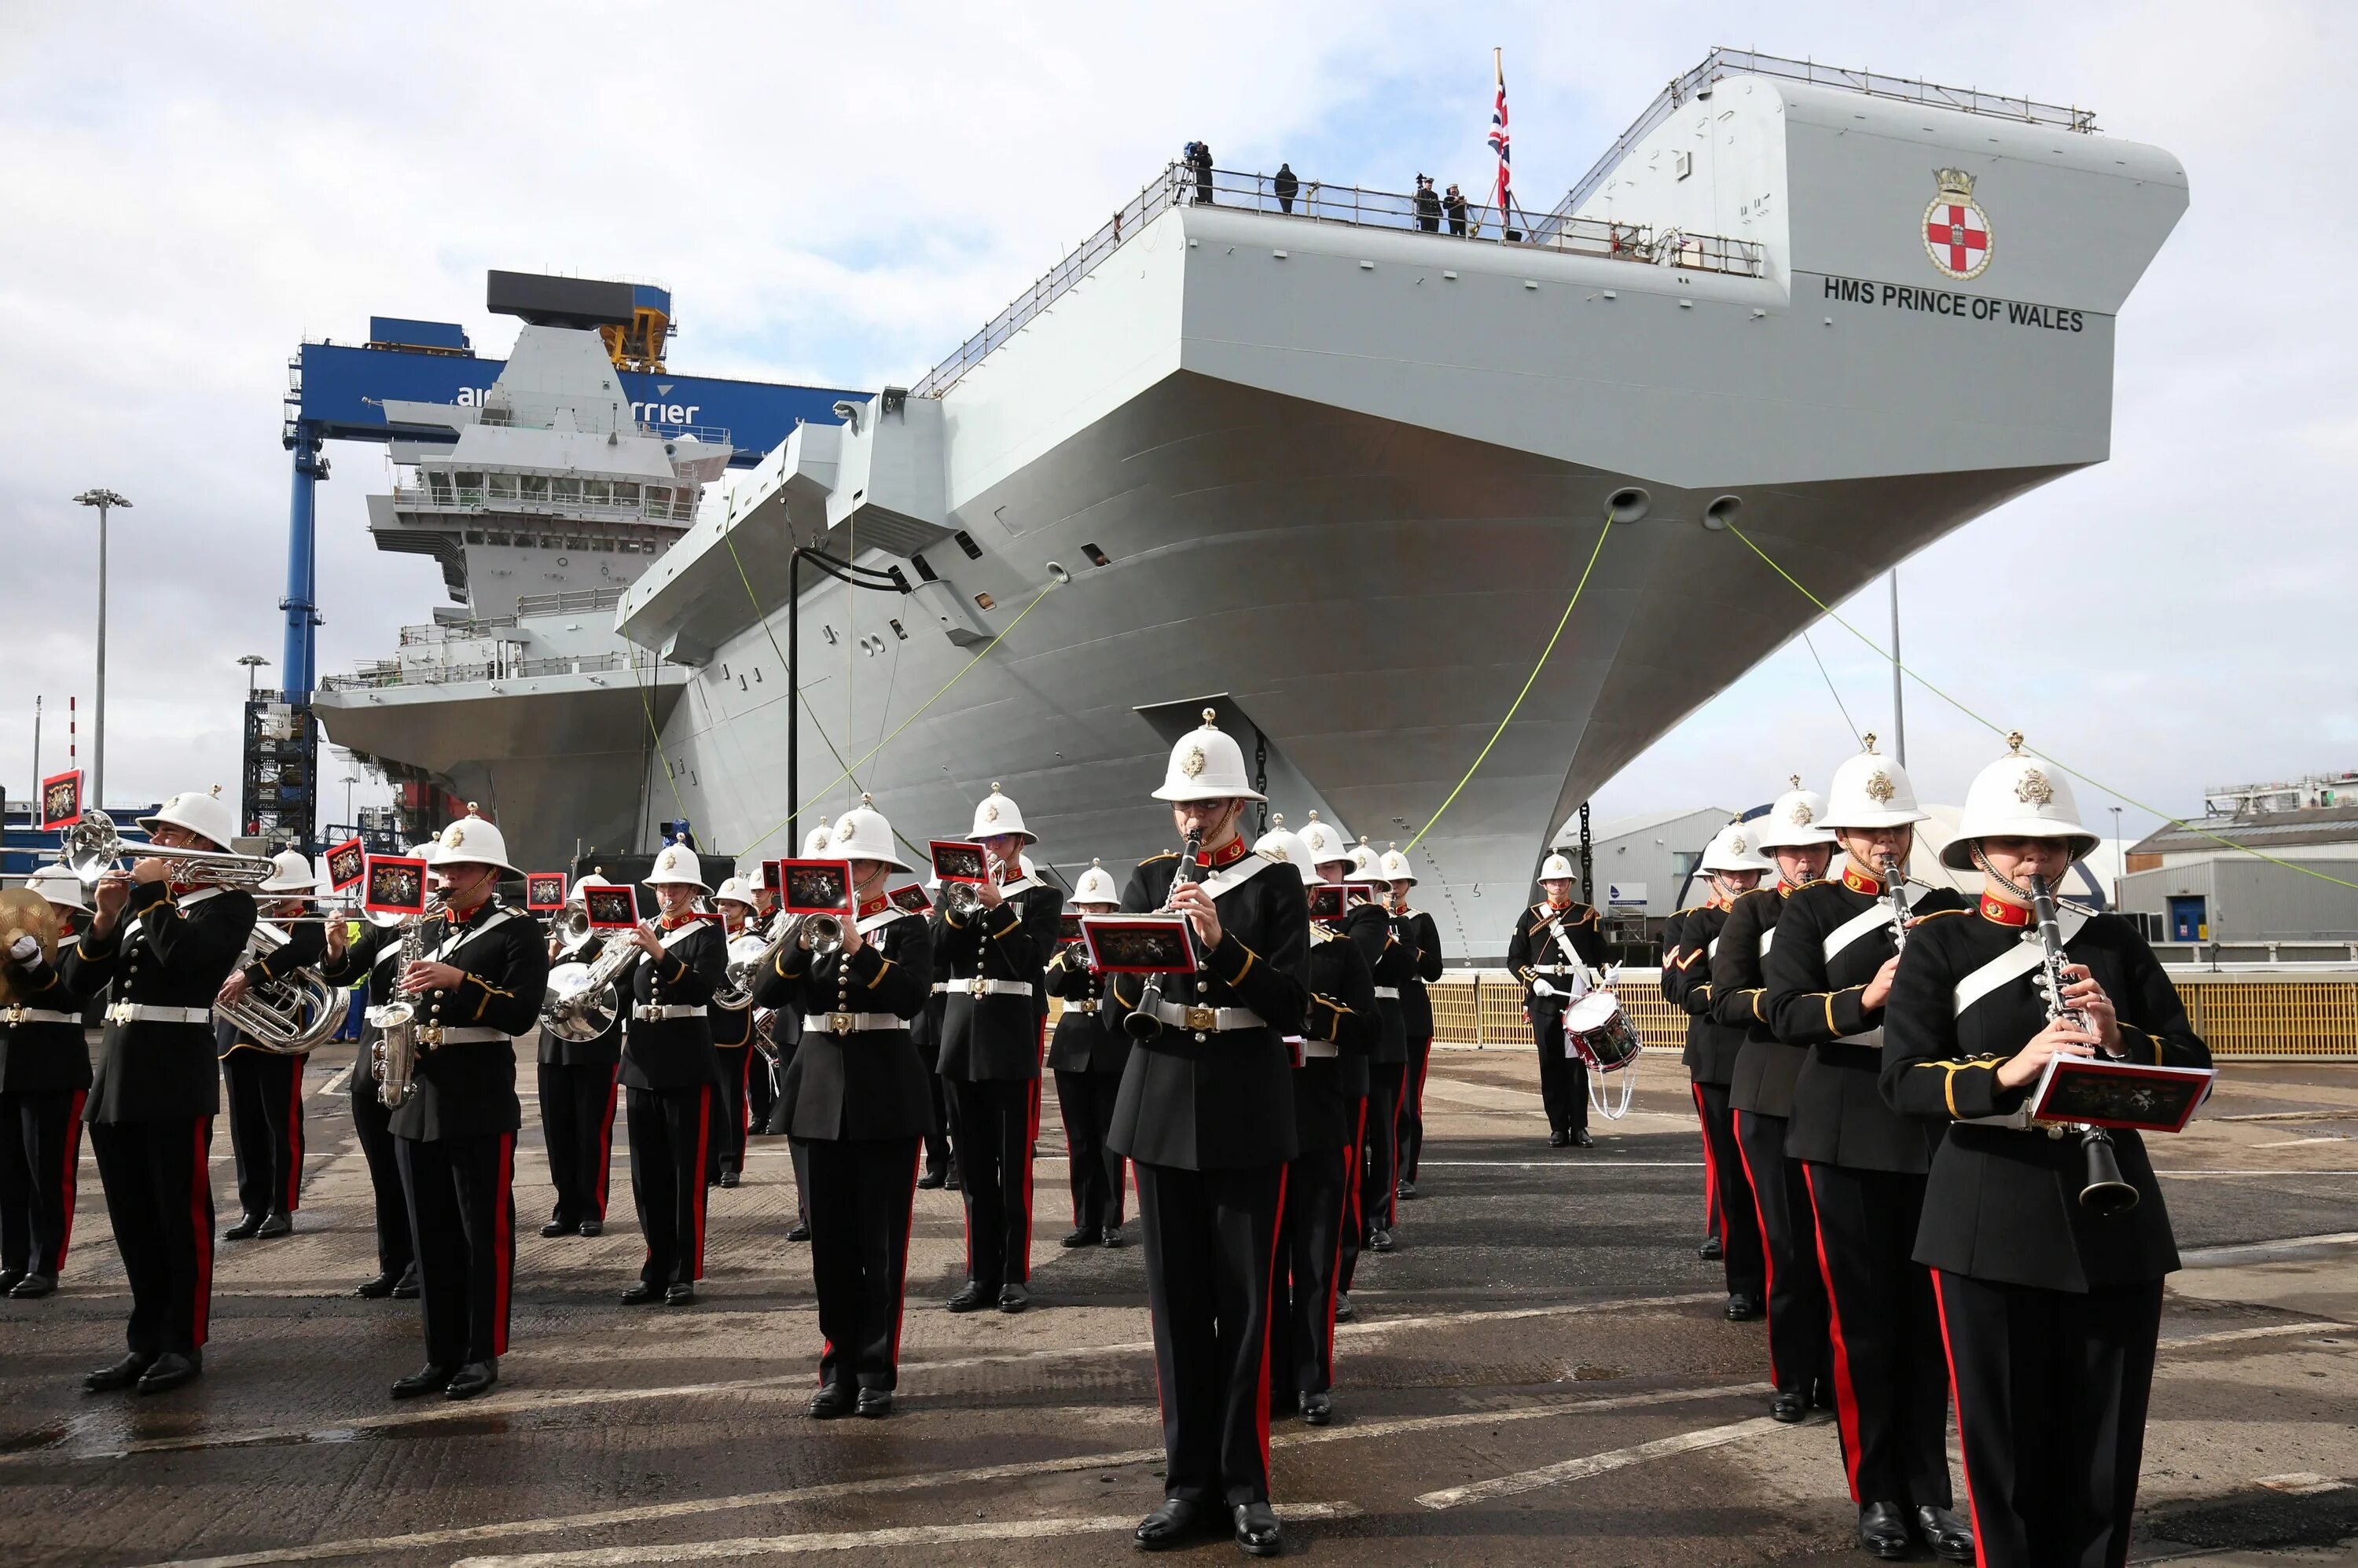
left=620, top=842, right=727, bottom=1306
left=0, top=867, right=99, bottom=1301
left=1882, top=739, right=2209, bottom=1567
left=213, top=850, right=325, bottom=1243
left=538, top=874, right=623, bottom=1239
left=704, top=876, right=761, bottom=1191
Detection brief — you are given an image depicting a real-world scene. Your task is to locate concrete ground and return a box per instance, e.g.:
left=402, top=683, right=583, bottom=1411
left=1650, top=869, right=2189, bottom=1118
left=1, top=1045, right=2352, bottom=1566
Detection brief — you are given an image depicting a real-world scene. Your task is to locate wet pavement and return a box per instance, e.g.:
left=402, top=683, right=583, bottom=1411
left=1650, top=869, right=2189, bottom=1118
left=2, top=1045, right=2352, bottom=1566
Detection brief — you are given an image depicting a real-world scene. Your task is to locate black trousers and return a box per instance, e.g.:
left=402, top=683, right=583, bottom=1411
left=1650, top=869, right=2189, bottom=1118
left=222, top=1048, right=307, bottom=1219
left=1732, top=1108, right=1827, bottom=1395
left=1360, top=1062, right=1402, bottom=1234
left=1398, top=1035, right=1432, bottom=1182
left=1530, top=1008, right=1589, bottom=1134
left=944, top=1076, right=1038, bottom=1291
left=1270, top=1137, right=1352, bottom=1405
left=747, top=1043, right=778, bottom=1132
left=537, top=1062, right=618, bottom=1226
left=707, top=1047, right=751, bottom=1181
left=1136, top=1159, right=1287, bottom=1507
left=1693, top=1081, right=1765, bottom=1299
left=351, top=1060, right=415, bottom=1276
left=923, top=1070, right=953, bottom=1178
left=1803, top=1163, right=1952, bottom=1507
left=395, top=1131, right=515, bottom=1367
left=90, top=1116, right=215, bottom=1357
left=1336, top=1099, right=1368, bottom=1294
left=626, top=1085, right=711, bottom=1287
left=806, top=1135, right=920, bottom=1390
left=1934, top=1271, right=2163, bottom=1568
left=0, top=1088, right=85, bottom=1280
left=1054, top=1068, right=1126, bottom=1232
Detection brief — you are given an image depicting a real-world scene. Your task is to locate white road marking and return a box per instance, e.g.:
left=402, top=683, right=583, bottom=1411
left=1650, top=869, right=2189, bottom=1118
left=321, top=1064, right=353, bottom=1096
left=2180, top=1232, right=2358, bottom=1265
left=2162, top=1320, right=2347, bottom=1349
left=1416, top=1416, right=1787, bottom=1509
left=447, top=1503, right=1361, bottom=1567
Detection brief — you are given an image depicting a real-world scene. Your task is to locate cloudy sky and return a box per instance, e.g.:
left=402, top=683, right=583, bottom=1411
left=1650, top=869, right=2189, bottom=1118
left=4, top=2, right=2350, bottom=843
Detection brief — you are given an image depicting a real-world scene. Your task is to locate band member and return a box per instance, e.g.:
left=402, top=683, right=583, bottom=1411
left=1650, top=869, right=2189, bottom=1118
left=1346, top=836, right=1412, bottom=1247
left=1883, top=739, right=2209, bottom=1568
left=706, top=876, right=761, bottom=1189
left=1711, top=780, right=1835, bottom=1424
left=1379, top=845, right=1443, bottom=1201
left=766, top=821, right=841, bottom=1239
left=745, top=875, right=782, bottom=1132
left=909, top=865, right=957, bottom=1194
left=1301, top=815, right=1383, bottom=1305
left=620, top=842, right=726, bottom=1305
left=62, top=788, right=256, bottom=1394
left=214, top=850, right=324, bottom=1242
left=1504, top=853, right=1605, bottom=1148
left=538, top=873, right=623, bottom=1238
left=1045, top=860, right=1129, bottom=1247
left=336, top=806, right=546, bottom=1401
left=1259, top=821, right=1375, bottom=1427
left=314, top=843, right=431, bottom=1298
left=1107, top=711, right=1306, bottom=1557
left=1662, top=824, right=1770, bottom=1320
left=0, top=867, right=97, bottom=1299
left=1763, top=742, right=1972, bottom=1562
left=751, top=795, right=934, bottom=1417
left=935, top=785, right=1060, bottom=1313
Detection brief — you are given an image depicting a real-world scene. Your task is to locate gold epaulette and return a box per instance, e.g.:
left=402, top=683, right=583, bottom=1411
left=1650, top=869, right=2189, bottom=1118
left=1139, top=850, right=1179, bottom=868
left=1912, top=907, right=1971, bottom=925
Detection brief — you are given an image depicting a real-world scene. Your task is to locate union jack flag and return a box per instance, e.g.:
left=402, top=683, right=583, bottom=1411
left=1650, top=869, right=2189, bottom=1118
left=1487, top=53, right=1513, bottom=218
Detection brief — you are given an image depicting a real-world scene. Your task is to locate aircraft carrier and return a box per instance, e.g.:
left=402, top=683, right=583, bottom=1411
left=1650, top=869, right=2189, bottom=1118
left=318, top=49, right=2187, bottom=955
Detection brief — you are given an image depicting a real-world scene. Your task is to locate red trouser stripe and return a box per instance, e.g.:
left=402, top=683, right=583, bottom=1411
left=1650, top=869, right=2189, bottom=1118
left=190, top=1118, right=215, bottom=1346
left=1929, top=1272, right=1989, bottom=1568
left=1013, top=1076, right=1038, bottom=1282
left=888, top=1141, right=921, bottom=1372
left=1691, top=1082, right=1720, bottom=1239
left=689, top=1085, right=712, bottom=1280
left=1254, top=1165, right=1289, bottom=1480
left=1802, top=1162, right=1865, bottom=1503
left=492, top=1133, right=516, bottom=1356
left=283, top=1054, right=308, bottom=1213
left=736, top=1046, right=752, bottom=1140
left=58, top=1091, right=86, bottom=1269
left=1729, top=1110, right=1783, bottom=1386
left=595, top=1070, right=619, bottom=1217
left=1325, top=1099, right=1366, bottom=1383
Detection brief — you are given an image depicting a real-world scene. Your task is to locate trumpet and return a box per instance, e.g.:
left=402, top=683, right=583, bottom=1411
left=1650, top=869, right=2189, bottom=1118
left=942, top=853, right=1007, bottom=916
left=217, top=923, right=347, bottom=1055
left=58, top=810, right=278, bottom=892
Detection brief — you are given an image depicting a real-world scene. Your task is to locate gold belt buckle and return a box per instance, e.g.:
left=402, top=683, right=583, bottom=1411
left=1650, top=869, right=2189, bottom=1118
left=968, top=978, right=990, bottom=999
left=417, top=1024, right=444, bottom=1047
left=828, top=1011, right=856, bottom=1035
left=3, top=1005, right=25, bottom=1026
left=1183, top=1006, right=1219, bottom=1031
left=105, top=1001, right=134, bottom=1026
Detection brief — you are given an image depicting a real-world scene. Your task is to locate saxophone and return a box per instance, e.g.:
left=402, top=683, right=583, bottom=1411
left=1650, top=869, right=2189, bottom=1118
left=368, top=898, right=443, bottom=1110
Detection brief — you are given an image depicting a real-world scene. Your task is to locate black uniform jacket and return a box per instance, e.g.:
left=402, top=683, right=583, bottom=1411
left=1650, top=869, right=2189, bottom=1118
left=1351, top=901, right=1412, bottom=1065
left=539, top=932, right=625, bottom=1067
left=751, top=901, right=934, bottom=1142
left=2, top=928, right=97, bottom=1094
left=1505, top=901, right=1604, bottom=1017
left=1105, top=842, right=1308, bottom=1172
left=909, top=929, right=949, bottom=1072
left=1665, top=903, right=1747, bottom=1085
left=384, top=898, right=549, bottom=1143
left=1712, top=883, right=1805, bottom=1118
left=1765, top=867, right=1968, bottom=1173
left=1393, top=908, right=1444, bottom=1040
left=1294, top=922, right=1378, bottom=1153
left=66, top=882, right=255, bottom=1124
left=935, top=878, right=1059, bottom=1081
left=621, top=916, right=724, bottom=1092
left=219, top=918, right=326, bottom=1056
left=1881, top=898, right=2210, bottom=1292
left=1044, top=941, right=1129, bottom=1076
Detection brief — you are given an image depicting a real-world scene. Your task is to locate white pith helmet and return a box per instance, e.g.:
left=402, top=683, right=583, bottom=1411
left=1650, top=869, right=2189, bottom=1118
left=1151, top=709, right=1265, bottom=803
left=1819, top=735, right=1931, bottom=831
left=1941, top=733, right=2099, bottom=870
left=1537, top=852, right=1578, bottom=883
left=138, top=786, right=237, bottom=851
left=406, top=841, right=435, bottom=859
left=1072, top=857, right=1121, bottom=905
left=567, top=869, right=614, bottom=906
left=256, top=849, right=319, bottom=895
left=1298, top=810, right=1353, bottom=868
left=1752, top=777, right=1838, bottom=850
left=802, top=818, right=832, bottom=857
left=1699, top=822, right=1777, bottom=875
left=647, top=839, right=711, bottom=890
left=25, top=865, right=90, bottom=914
left=714, top=876, right=756, bottom=908
left=1254, top=817, right=1322, bottom=887
left=1349, top=835, right=1381, bottom=878
left=1378, top=843, right=1416, bottom=884
left=426, top=803, right=521, bottom=876
left=970, top=783, right=1036, bottom=845
left=827, top=793, right=913, bottom=872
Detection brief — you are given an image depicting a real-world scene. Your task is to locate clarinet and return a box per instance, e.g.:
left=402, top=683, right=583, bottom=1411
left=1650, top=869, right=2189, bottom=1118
left=1124, top=828, right=1203, bottom=1042
left=2027, top=872, right=2139, bottom=1215
left=1881, top=854, right=1912, bottom=955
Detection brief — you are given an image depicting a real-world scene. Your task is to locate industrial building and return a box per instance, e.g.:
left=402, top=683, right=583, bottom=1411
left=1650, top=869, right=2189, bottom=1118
left=2121, top=802, right=2358, bottom=953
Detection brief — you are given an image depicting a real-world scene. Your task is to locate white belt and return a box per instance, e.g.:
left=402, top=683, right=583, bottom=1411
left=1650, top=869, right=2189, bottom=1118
left=933, top=979, right=1036, bottom=998
left=105, top=1003, right=211, bottom=1026
left=1147, top=1000, right=1265, bottom=1034
left=1062, top=1000, right=1099, bottom=1015
left=2, top=1006, right=79, bottom=1026
left=802, top=1012, right=903, bottom=1036
left=1297, top=1038, right=1339, bottom=1059
left=417, top=1025, right=508, bottom=1046
left=1373, top=986, right=1401, bottom=1000
left=1531, top=966, right=1580, bottom=976
left=631, top=1004, right=703, bottom=1021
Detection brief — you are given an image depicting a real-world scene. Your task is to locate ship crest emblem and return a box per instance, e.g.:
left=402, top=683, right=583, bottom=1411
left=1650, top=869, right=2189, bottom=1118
left=2015, top=767, right=2056, bottom=806
left=1180, top=745, right=1207, bottom=779
left=1864, top=770, right=1897, bottom=804
left=1924, top=167, right=1992, bottom=281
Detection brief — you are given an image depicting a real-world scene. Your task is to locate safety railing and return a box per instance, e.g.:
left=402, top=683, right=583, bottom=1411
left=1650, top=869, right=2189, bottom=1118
left=320, top=652, right=636, bottom=691
left=516, top=587, right=628, bottom=619
left=473, top=404, right=732, bottom=449
left=909, top=162, right=1761, bottom=400
left=391, top=482, right=700, bottom=525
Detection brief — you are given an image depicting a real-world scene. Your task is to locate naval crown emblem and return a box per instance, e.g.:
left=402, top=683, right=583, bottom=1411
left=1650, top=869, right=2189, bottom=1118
left=2015, top=767, right=2056, bottom=806
left=1864, top=770, right=1896, bottom=804
left=1923, top=167, right=1993, bottom=281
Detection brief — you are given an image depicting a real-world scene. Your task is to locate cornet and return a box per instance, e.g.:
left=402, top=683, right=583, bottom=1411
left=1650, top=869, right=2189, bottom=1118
left=942, top=852, right=1007, bottom=917
left=58, top=810, right=278, bottom=892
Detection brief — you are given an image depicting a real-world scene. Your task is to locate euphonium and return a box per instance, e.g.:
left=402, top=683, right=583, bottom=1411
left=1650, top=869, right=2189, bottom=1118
left=218, top=923, right=345, bottom=1055
left=540, top=924, right=642, bottom=1045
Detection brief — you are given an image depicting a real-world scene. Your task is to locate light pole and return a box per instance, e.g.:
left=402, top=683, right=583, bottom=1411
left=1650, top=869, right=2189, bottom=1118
left=343, top=772, right=358, bottom=824
left=73, top=489, right=131, bottom=806
left=2111, top=805, right=2125, bottom=911
left=237, top=653, right=270, bottom=698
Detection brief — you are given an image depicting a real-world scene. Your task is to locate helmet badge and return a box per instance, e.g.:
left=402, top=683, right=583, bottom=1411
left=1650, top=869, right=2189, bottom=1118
left=1180, top=746, right=1207, bottom=779
left=1728, top=832, right=1746, bottom=854
left=1864, top=771, right=1896, bottom=805
left=836, top=818, right=856, bottom=843
left=2015, top=768, right=2056, bottom=806
left=1790, top=801, right=1815, bottom=826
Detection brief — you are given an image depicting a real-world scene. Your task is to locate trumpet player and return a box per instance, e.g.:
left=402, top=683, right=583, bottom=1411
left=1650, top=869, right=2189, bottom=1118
left=61, top=788, right=255, bottom=1394
left=620, top=842, right=727, bottom=1306
left=1882, top=740, right=2208, bottom=1568
left=538, top=874, right=623, bottom=1239
left=1761, top=743, right=1971, bottom=1562
left=1505, top=852, right=1606, bottom=1149
left=1298, top=814, right=1382, bottom=1309
left=1, top=867, right=98, bottom=1301
left=936, top=785, right=1060, bottom=1315
left=214, top=850, right=325, bottom=1243
left=704, top=876, right=760, bottom=1191
left=744, top=872, right=782, bottom=1133
left=1043, top=859, right=1127, bottom=1248
left=380, top=808, right=547, bottom=1401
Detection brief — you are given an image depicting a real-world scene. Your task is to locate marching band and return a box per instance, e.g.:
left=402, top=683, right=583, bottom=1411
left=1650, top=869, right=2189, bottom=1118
left=0, top=719, right=2211, bottom=1566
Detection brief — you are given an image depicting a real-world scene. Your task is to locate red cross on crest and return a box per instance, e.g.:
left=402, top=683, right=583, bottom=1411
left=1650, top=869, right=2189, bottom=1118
left=1923, top=168, right=1993, bottom=281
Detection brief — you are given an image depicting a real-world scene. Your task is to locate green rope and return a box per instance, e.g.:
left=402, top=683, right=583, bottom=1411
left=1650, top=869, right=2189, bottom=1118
left=720, top=522, right=865, bottom=795
left=626, top=645, right=689, bottom=829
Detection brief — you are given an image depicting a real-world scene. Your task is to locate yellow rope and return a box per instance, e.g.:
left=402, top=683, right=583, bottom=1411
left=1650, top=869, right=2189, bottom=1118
left=719, top=523, right=865, bottom=792
left=1721, top=520, right=2358, bottom=892
left=1403, top=518, right=1614, bottom=853
left=626, top=645, right=689, bottom=829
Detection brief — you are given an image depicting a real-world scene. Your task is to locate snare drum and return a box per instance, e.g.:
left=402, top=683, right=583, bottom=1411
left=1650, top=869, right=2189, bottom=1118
left=1564, top=991, right=1642, bottom=1073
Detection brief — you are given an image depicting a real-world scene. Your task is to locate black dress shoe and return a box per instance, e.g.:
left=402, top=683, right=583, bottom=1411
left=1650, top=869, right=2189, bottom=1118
left=785, top=1220, right=812, bottom=1243
left=84, top=1353, right=154, bottom=1393
left=1856, top=1500, right=1912, bottom=1559
left=997, top=1283, right=1030, bottom=1313
left=1300, top=1390, right=1332, bottom=1426
left=1699, top=1235, right=1724, bottom=1260
left=1368, top=1228, right=1396, bottom=1253
left=1547, top=1129, right=1570, bottom=1148
left=718, top=1166, right=740, bottom=1189
left=1768, top=1386, right=1809, bottom=1423
left=1915, top=1504, right=1974, bottom=1562
left=1724, top=1292, right=1761, bottom=1322
left=541, top=1218, right=575, bottom=1239
left=354, top=1270, right=400, bottom=1298
left=391, top=1271, right=421, bottom=1299
left=946, top=1283, right=991, bottom=1313
left=10, top=1274, right=57, bottom=1299
left=222, top=1213, right=263, bottom=1241
left=1060, top=1225, right=1101, bottom=1249
left=256, top=1211, right=292, bottom=1239
left=391, top=1364, right=454, bottom=1398
left=0, top=1269, right=22, bottom=1293
left=1133, top=1497, right=1203, bottom=1549
left=1102, top=1225, right=1124, bottom=1248
left=1570, top=1129, right=1595, bottom=1148
left=136, top=1350, right=202, bottom=1394
left=664, top=1283, right=696, bottom=1305
left=1332, top=1291, right=1354, bottom=1323
left=1813, top=1377, right=1837, bottom=1410
left=943, top=1165, right=962, bottom=1192
left=621, top=1281, right=664, bottom=1305
left=1233, top=1501, right=1282, bottom=1556
left=1396, top=1177, right=1417, bottom=1200
left=806, top=1383, right=854, bottom=1419
left=445, top=1361, right=498, bottom=1400
left=916, top=1167, right=946, bottom=1190
left=578, top=1218, right=604, bottom=1237
left=855, top=1386, right=894, bottom=1418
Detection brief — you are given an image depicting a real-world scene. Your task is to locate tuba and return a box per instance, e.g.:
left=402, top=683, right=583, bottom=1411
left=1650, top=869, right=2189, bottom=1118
left=217, top=923, right=346, bottom=1054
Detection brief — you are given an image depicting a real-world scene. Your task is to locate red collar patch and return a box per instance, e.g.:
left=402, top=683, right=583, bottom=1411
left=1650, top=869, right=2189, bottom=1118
left=1195, top=837, right=1251, bottom=871
left=1842, top=865, right=1882, bottom=897
left=857, top=894, right=892, bottom=919
left=1979, top=892, right=2033, bottom=927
